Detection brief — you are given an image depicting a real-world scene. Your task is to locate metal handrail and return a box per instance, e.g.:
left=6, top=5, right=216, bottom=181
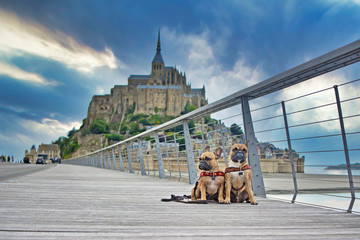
left=66, top=39, right=360, bottom=213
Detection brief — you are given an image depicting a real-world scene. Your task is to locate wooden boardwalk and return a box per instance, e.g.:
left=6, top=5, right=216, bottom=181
left=0, top=164, right=359, bottom=239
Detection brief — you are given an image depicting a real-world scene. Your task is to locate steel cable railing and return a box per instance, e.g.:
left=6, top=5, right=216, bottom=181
left=65, top=76, right=360, bottom=212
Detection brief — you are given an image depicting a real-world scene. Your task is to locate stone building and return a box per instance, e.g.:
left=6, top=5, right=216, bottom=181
left=38, top=144, right=60, bottom=160
left=25, top=144, right=60, bottom=164
left=85, top=31, right=207, bottom=127
left=258, top=142, right=305, bottom=173
left=24, top=145, right=37, bottom=163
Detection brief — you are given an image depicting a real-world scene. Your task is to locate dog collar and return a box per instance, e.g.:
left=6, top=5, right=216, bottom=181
left=199, top=171, right=225, bottom=178
left=225, top=164, right=251, bottom=173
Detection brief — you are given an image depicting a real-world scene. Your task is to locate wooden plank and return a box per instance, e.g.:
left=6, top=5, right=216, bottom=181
left=0, top=165, right=359, bottom=239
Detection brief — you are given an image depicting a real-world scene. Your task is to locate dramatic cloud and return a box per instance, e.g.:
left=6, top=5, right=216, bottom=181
left=279, top=72, right=360, bottom=132
left=162, top=27, right=264, bottom=104
left=0, top=62, right=58, bottom=86
left=0, top=115, right=81, bottom=158
left=16, top=118, right=82, bottom=152
left=18, top=118, right=81, bottom=139
left=0, top=8, right=120, bottom=74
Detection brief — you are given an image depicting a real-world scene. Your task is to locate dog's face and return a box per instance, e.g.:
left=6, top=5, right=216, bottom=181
left=230, top=143, right=248, bottom=164
left=198, top=147, right=219, bottom=171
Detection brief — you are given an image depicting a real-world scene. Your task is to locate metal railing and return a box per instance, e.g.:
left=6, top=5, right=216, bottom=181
left=66, top=39, right=360, bottom=213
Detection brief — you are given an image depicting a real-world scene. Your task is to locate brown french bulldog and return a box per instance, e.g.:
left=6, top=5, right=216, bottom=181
left=191, top=146, right=225, bottom=203
left=224, top=143, right=257, bottom=205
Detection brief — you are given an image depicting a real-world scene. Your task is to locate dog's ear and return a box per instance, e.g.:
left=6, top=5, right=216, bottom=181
left=213, top=147, right=222, bottom=159
left=204, top=146, right=210, bottom=152
left=244, top=141, right=248, bottom=146
left=232, top=138, right=238, bottom=145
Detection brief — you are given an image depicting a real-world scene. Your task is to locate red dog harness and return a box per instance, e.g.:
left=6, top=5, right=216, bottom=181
left=199, top=171, right=225, bottom=178
left=225, top=164, right=251, bottom=173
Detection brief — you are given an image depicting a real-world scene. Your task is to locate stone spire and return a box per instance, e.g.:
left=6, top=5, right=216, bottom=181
left=157, top=30, right=161, bottom=53
left=152, top=30, right=164, bottom=64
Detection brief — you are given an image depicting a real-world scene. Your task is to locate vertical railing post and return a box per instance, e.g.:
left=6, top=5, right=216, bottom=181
left=334, top=85, right=355, bottom=213
left=219, top=120, right=228, bottom=166
left=133, top=141, right=141, bottom=174
left=138, top=140, right=147, bottom=175
left=183, top=121, right=197, bottom=184
left=144, top=141, right=150, bottom=176
left=112, top=148, right=118, bottom=170
left=104, top=151, right=108, bottom=169
left=117, top=146, right=125, bottom=172
left=164, top=135, right=172, bottom=178
left=126, top=143, right=134, bottom=173
left=145, top=142, right=151, bottom=175
left=107, top=151, right=112, bottom=169
left=173, top=133, right=182, bottom=181
left=150, top=141, right=156, bottom=176
left=200, top=125, right=206, bottom=149
left=281, top=101, right=298, bottom=203
left=100, top=152, right=104, bottom=168
left=154, top=131, right=166, bottom=179
left=241, top=97, right=266, bottom=197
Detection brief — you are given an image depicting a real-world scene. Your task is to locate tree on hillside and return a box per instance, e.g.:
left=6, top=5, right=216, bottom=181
left=230, top=123, right=243, bottom=136
left=181, top=102, right=197, bottom=115
left=105, top=134, right=124, bottom=142
left=90, top=118, right=110, bottom=134
left=129, top=122, right=141, bottom=134
left=67, top=127, right=76, bottom=138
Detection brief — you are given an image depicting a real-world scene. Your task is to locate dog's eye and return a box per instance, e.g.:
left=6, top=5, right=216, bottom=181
left=242, top=149, right=247, bottom=153
left=204, top=156, right=211, bottom=161
left=232, top=148, right=238, bottom=152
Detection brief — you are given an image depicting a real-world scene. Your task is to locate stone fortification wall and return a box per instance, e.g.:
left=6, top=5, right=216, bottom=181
left=73, top=134, right=108, bottom=158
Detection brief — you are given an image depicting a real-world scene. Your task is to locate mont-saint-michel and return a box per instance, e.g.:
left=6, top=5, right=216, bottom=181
left=84, top=31, right=207, bottom=128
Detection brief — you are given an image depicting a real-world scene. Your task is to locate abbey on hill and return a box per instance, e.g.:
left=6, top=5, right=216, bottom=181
left=85, top=31, right=207, bottom=127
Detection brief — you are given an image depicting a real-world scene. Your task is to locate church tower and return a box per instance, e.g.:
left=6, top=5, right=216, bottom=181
left=151, top=30, right=165, bottom=83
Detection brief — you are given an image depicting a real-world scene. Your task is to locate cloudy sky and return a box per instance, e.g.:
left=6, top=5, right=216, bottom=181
left=0, top=0, right=359, bottom=166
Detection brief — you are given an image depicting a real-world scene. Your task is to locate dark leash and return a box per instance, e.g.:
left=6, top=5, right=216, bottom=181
left=161, top=194, right=218, bottom=204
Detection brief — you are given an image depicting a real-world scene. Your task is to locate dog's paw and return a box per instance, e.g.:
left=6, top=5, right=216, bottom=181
left=224, top=199, right=231, bottom=204
left=251, top=201, right=258, bottom=205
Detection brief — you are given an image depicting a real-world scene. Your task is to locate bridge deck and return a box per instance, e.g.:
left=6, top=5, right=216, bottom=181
left=0, top=164, right=359, bottom=239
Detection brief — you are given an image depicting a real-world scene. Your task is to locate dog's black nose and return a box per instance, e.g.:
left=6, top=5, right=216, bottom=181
left=232, top=150, right=245, bottom=163
left=199, top=160, right=212, bottom=171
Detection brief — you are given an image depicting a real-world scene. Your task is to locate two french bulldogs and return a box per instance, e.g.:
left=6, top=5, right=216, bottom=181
left=191, top=143, right=257, bottom=205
